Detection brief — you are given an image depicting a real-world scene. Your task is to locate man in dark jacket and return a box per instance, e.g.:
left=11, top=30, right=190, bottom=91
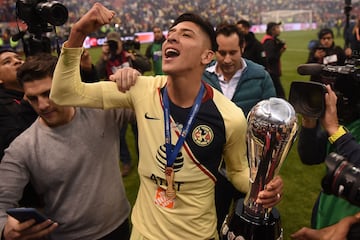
left=1, top=49, right=99, bottom=160
left=293, top=84, right=360, bottom=239
left=0, top=49, right=41, bottom=207
left=0, top=49, right=36, bottom=159
left=261, top=22, right=287, bottom=98
left=237, top=19, right=267, bottom=67
left=306, top=28, right=347, bottom=82
left=202, top=23, right=277, bottom=233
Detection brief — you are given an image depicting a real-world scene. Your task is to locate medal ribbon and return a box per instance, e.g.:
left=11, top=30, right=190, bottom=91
left=163, top=83, right=205, bottom=167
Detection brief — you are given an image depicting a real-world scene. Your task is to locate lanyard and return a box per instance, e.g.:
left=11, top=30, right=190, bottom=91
left=163, top=83, right=205, bottom=167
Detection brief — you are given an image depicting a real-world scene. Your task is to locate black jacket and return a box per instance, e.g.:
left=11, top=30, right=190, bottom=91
left=0, top=87, right=37, bottom=160
left=0, top=86, right=44, bottom=207
left=0, top=69, right=98, bottom=157
left=307, top=42, right=346, bottom=66
left=243, top=32, right=267, bottom=67
left=262, top=35, right=285, bottom=77
left=298, top=122, right=360, bottom=167
left=306, top=42, right=347, bottom=82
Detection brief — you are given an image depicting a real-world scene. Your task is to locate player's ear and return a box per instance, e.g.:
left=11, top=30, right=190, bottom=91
left=201, top=49, right=214, bottom=65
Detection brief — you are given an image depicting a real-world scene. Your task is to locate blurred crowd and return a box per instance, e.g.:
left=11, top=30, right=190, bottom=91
left=1, top=0, right=360, bottom=34
left=1, top=0, right=360, bottom=52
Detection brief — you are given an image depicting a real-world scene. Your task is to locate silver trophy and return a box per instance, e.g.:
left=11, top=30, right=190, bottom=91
left=221, top=97, right=298, bottom=240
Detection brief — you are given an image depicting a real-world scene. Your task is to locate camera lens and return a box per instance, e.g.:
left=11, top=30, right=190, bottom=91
left=36, top=1, right=68, bottom=26
left=299, top=90, right=322, bottom=112
left=107, top=41, right=118, bottom=53
left=322, top=152, right=360, bottom=207
left=289, top=81, right=327, bottom=118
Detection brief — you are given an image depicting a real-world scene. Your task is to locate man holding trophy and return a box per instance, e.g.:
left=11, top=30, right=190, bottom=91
left=108, top=22, right=290, bottom=240
left=50, top=4, right=289, bottom=238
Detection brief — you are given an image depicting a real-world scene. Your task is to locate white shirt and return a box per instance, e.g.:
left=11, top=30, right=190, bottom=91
left=205, top=58, right=247, bottom=100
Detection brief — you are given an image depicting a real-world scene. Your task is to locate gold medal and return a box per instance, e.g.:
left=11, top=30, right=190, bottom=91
left=165, top=166, right=176, bottom=200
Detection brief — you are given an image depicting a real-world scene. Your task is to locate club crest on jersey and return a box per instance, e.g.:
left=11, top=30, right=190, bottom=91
left=192, top=125, right=214, bottom=146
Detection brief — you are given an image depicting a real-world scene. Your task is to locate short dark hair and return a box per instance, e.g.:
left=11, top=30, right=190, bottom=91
left=318, top=28, right=334, bottom=39
left=17, top=53, right=57, bottom=87
left=215, top=23, right=245, bottom=49
left=0, top=48, right=15, bottom=56
left=266, top=22, right=281, bottom=35
left=236, top=19, right=251, bottom=29
left=171, top=12, right=218, bottom=51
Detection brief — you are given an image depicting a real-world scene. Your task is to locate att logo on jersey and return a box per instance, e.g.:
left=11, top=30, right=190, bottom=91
left=156, top=144, right=184, bottom=173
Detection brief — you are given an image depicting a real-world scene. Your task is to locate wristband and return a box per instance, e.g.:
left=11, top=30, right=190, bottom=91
left=328, top=125, right=348, bottom=144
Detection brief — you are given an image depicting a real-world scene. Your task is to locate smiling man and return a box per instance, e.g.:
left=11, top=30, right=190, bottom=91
left=49, top=3, right=283, bottom=239
left=202, top=23, right=277, bottom=233
left=0, top=53, right=134, bottom=240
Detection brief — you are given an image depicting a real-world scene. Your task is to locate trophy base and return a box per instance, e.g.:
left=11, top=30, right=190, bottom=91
left=220, top=199, right=283, bottom=240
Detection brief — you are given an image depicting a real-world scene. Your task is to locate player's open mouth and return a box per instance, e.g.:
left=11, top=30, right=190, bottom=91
left=165, top=48, right=180, bottom=58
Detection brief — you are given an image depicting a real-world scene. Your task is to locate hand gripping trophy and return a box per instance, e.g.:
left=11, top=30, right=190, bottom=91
left=221, top=98, right=298, bottom=240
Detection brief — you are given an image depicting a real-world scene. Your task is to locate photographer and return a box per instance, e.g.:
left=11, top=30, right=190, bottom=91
left=95, top=31, right=150, bottom=80
left=306, top=28, right=347, bottom=82
left=293, top=84, right=360, bottom=239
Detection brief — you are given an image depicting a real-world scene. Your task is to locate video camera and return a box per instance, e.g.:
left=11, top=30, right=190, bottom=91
left=289, top=60, right=360, bottom=123
left=322, top=152, right=360, bottom=207
left=123, top=39, right=140, bottom=52
left=14, top=0, right=68, bottom=56
left=275, top=38, right=286, bottom=49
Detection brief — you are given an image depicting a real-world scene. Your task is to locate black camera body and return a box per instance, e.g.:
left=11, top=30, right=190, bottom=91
left=275, top=38, right=286, bottom=49
left=289, top=60, right=360, bottom=123
left=15, top=0, right=68, bottom=56
left=107, top=40, right=119, bottom=60
left=322, top=152, right=360, bottom=207
left=16, top=0, right=68, bottom=34
left=123, top=40, right=140, bottom=52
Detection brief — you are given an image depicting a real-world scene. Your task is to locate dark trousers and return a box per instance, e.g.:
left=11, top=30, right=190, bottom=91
left=119, top=123, right=139, bottom=165
left=215, top=173, right=246, bottom=233
left=98, top=218, right=130, bottom=240
left=269, top=74, right=285, bottom=99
